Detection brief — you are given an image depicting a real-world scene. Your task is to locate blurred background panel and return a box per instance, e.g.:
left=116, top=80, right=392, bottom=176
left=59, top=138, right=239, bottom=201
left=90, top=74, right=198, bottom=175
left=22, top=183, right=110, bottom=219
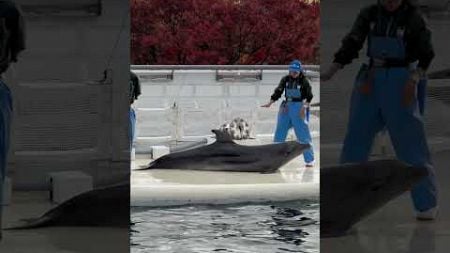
left=321, top=0, right=450, bottom=252
left=0, top=0, right=130, bottom=252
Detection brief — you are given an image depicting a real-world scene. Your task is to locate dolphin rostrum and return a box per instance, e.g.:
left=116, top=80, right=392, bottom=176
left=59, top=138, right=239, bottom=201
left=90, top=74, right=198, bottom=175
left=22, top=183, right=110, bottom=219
left=6, top=183, right=129, bottom=229
left=141, top=130, right=311, bottom=173
left=320, top=159, right=428, bottom=237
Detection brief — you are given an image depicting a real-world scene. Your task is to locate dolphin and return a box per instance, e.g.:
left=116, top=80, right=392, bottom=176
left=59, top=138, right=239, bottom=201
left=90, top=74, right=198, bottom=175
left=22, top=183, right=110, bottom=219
left=141, top=129, right=311, bottom=173
left=428, top=68, right=450, bottom=80
left=6, top=183, right=130, bottom=229
left=320, top=160, right=428, bottom=238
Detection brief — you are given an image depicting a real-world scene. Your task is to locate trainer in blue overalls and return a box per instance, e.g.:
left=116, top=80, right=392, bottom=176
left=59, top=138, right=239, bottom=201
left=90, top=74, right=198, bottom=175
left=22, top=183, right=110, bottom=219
left=1, top=0, right=26, bottom=239
left=321, top=0, right=437, bottom=219
left=262, top=60, right=315, bottom=167
left=129, top=71, right=141, bottom=149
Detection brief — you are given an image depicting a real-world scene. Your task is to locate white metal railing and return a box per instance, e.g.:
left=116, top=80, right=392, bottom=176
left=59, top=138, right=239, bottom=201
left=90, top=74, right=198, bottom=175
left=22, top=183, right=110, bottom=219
left=131, top=65, right=320, bottom=153
left=131, top=65, right=320, bottom=71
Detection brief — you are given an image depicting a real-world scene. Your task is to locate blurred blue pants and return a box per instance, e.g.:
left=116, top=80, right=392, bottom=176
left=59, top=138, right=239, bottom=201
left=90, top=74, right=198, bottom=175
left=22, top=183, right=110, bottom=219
left=129, top=107, right=136, bottom=149
left=340, top=66, right=437, bottom=212
left=0, top=80, right=13, bottom=230
left=274, top=101, right=314, bottom=163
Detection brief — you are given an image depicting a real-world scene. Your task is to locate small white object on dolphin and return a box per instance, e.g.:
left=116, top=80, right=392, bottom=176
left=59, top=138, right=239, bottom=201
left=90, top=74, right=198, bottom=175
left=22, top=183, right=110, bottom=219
left=219, top=117, right=252, bottom=140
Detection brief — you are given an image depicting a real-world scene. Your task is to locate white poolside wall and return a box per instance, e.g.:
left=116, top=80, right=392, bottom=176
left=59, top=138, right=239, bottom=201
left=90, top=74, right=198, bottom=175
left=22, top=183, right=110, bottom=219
left=131, top=67, right=320, bottom=154
left=3, top=0, right=129, bottom=190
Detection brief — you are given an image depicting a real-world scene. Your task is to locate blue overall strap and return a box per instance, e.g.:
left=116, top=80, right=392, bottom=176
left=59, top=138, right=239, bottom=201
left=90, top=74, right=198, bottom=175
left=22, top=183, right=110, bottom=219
left=284, top=78, right=295, bottom=99
left=306, top=107, right=310, bottom=122
left=284, top=78, right=302, bottom=101
left=417, top=78, right=427, bottom=116
left=284, top=79, right=288, bottom=99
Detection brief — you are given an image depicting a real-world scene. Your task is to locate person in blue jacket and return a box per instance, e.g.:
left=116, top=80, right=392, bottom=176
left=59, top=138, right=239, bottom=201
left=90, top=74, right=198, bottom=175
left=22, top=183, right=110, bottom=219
left=262, top=60, right=315, bottom=167
left=129, top=71, right=141, bottom=149
left=321, top=0, right=437, bottom=219
left=1, top=0, right=25, bottom=239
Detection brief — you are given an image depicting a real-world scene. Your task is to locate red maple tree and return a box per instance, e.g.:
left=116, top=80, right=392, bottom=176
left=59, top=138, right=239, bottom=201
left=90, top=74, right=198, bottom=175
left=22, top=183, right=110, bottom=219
left=131, top=0, right=319, bottom=65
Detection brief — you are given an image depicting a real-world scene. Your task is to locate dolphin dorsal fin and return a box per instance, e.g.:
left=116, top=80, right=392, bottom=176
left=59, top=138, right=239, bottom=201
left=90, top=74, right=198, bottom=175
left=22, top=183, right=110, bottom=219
left=212, top=129, right=235, bottom=143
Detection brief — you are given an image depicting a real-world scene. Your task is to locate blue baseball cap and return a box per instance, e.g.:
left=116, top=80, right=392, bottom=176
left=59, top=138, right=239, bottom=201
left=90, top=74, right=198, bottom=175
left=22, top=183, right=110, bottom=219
left=288, top=60, right=303, bottom=73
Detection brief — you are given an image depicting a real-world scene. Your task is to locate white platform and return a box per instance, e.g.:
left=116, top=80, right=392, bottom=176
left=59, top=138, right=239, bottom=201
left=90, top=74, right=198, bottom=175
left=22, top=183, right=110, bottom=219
left=131, top=138, right=320, bottom=207
left=131, top=181, right=318, bottom=207
left=151, top=146, right=170, bottom=159
left=48, top=171, right=93, bottom=204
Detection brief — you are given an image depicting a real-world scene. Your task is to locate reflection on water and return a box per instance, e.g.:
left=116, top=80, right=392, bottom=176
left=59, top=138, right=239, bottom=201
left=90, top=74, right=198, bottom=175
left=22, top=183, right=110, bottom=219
left=131, top=201, right=319, bottom=253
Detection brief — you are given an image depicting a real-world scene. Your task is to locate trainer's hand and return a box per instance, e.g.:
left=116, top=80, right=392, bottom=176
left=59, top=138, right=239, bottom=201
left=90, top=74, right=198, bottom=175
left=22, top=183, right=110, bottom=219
left=320, top=62, right=342, bottom=82
left=300, top=102, right=310, bottom=119
left=402, top=70, right=421, bottom=107
left=402, top=82, right=416, bottom=107
left=300, top=106, right=306, bottom=119
left=261, top=100, right=274, bottom=108
left=359, top=79, right=372, bottom=95
left=402, top=80, right=417, bottom=107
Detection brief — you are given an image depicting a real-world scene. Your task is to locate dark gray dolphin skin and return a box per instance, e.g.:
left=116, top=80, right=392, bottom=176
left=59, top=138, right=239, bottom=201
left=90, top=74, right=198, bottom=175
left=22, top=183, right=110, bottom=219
left=321, top=160, right=428, bottom=238
left=6, top=183, right=129, bottom=229
left=141, top=129, right=310, bottom=173
left=428, top=68, right=450, bottom=80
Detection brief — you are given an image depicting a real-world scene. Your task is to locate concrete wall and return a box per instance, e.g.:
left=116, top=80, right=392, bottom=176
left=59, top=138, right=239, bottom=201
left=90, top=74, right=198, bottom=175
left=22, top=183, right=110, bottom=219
left=4, top=0, right=129, bottom=190
left=131, top=67, right=320, bottom=153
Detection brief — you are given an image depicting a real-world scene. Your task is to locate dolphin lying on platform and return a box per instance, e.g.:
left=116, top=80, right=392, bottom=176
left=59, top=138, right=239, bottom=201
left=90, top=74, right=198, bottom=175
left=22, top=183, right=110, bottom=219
left=320, top=160, right=428, bottom=238
left=6, top=183, right=129, bottom=229
left=141, top=130, right=311, bottom=173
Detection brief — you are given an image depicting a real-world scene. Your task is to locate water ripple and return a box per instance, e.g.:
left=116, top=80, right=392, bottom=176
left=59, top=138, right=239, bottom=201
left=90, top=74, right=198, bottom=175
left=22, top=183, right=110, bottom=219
left=131, top=201, right=319, bottom=253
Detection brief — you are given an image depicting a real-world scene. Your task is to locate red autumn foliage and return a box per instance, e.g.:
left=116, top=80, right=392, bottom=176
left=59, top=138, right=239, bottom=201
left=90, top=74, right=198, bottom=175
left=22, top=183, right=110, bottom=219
left=131, top=0, right=319, bottom=65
